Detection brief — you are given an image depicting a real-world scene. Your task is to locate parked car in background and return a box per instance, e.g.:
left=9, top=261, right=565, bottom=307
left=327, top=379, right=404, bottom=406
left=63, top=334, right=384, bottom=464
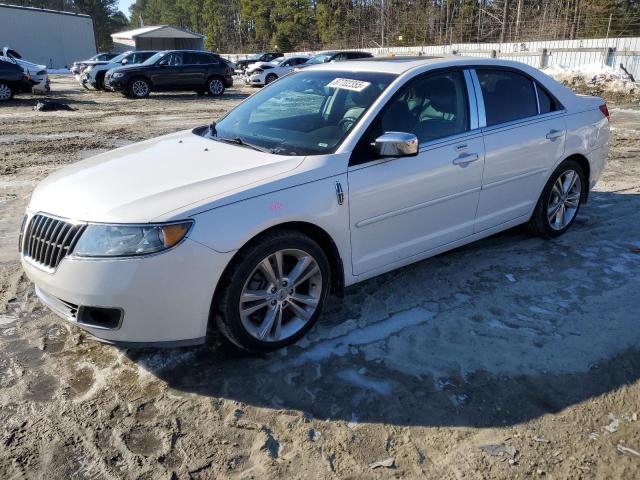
left=2, top=47, right=49, bottom=93
left=104, top=50, right=234, bottom=98
left=223, top=58, right=236, bottom=75
left=236, top=52, right=283, bottom=73
left=297, top=50, right=374, bottom=69
left=244, top=55, right=309, bottom=86
left=20, top=57, right=609, bottom=352
left=70, top=53, right=118, bottom=75
left=0, top=57, right=34, bottom=101
left=81, top=50, right=157, bottom=90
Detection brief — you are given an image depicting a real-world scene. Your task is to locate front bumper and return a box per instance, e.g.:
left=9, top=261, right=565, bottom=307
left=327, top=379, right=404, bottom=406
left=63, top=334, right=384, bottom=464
left=104, top=75, right=126, bottom=92
left=244, top=73, right=265, bottom=86
left=22, top=238, right=234, bottom=346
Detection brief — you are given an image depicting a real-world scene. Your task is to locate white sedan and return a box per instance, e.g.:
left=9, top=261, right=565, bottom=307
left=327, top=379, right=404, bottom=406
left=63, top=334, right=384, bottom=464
left=20, top=57, right=609, bottom=352
left=245, top=56, right=310, bottom=86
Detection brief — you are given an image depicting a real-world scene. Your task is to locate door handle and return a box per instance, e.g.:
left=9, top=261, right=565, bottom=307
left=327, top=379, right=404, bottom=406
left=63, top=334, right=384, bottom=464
left=545, top=129, right=565, bottom=140
left=452, top=153, right=479, bottom=166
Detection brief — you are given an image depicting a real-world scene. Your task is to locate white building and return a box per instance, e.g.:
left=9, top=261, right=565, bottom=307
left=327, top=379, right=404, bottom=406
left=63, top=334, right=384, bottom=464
left=0, top=3, right=96, bottom=69
left=111, top=26, right=205, bottom=53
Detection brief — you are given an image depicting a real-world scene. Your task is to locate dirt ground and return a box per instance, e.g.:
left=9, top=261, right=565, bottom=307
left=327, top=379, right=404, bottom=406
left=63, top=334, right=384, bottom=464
left=1, top=75, right=639, bottom=479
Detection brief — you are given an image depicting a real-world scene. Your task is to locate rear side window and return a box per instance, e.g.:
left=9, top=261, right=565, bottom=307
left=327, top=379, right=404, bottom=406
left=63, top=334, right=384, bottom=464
left=536, top=84, right=560, bottom=114
left=477, top=69, right=537, bottom=126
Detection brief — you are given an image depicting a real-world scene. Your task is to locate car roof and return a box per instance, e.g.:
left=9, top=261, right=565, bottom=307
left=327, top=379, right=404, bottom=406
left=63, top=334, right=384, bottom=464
left=307, top=55, right=537, bottom=74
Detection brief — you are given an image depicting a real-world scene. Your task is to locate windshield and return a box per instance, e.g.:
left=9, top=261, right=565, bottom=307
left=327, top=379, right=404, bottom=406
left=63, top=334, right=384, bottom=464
left=305, top=54, right=333, bottom=65
left=208, top=70, right=397, bottom=156
left=142, top=52, right=167, bottom=65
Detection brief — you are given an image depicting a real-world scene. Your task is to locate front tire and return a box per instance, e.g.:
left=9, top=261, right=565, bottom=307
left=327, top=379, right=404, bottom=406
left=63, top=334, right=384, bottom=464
left=527, top=159, right=586, bottom=238
left=214, top=230, right=330, bottom=353
left=265, top=73, right=277, bottom=84
left=128, top=77, right=150, bottom=98
left=207, top=76, right=225, bottom=96
left=95, top=73, right=105, bottom=91
left=0, top=82, right=14, bottom=101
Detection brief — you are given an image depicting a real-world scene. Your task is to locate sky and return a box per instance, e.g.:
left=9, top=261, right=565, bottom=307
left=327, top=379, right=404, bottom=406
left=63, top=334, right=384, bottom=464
left=118, top=0, right=134, bottom=17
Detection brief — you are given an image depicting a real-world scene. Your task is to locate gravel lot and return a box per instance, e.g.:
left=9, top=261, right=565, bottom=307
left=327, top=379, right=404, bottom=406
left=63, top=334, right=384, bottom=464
left=1, top=75, right=639, bottom=479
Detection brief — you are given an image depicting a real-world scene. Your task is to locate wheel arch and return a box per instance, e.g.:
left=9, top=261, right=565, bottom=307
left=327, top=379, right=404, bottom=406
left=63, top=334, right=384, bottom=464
left=562, top=153, right=591, bottom=203
left=128, top=74, right=152, bottom=88
left=211, top=221, right=345, bottom=315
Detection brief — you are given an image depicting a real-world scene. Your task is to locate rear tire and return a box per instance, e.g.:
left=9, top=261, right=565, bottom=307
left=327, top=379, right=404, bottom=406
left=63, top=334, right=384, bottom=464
left=0, top=82, right=14, bottom=101
left=127, top=77, right=150, bottom=98
left=207, top=76, right=225, bottom=96
left=213, top=229, right=330, bottom=353
left=527, top=159, right=586, bottom=238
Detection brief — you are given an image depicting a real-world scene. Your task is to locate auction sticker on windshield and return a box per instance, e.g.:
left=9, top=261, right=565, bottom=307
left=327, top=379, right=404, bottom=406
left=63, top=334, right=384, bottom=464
left=327, top=78, right=371, bottom=92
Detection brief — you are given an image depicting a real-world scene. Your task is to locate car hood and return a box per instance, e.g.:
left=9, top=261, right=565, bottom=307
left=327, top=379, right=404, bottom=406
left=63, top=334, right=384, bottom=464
left=29, top=130, right=305, bottom=223
left=16, top=59, right=47, bottom=74
left=108, top=63, right=148, bottom=75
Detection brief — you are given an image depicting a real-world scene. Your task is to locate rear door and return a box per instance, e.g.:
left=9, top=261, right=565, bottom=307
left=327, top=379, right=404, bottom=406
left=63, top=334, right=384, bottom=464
left=347, top=69, right=485, bottom=275
left=183, top=52, right=212, bottom=87
left=473, top=68, right=566, bottom=232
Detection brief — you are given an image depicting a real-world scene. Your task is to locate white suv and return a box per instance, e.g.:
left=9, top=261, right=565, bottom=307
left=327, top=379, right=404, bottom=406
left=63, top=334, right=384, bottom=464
left=21, top=57, right=609, bottom=352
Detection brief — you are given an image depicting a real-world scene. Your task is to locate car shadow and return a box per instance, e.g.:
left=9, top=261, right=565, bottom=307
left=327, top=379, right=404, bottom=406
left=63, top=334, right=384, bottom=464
left=123, top=190, right=640, bottom=428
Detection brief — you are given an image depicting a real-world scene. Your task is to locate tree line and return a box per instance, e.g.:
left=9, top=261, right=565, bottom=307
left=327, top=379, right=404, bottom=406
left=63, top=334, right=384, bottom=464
left=10, top=0, right=640, bottom=53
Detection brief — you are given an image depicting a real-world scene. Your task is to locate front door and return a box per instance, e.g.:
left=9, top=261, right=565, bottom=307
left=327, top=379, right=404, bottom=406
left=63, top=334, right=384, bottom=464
left=348, top=70, right=485, bottom=275
left=151, top=52, right=188, bottom=89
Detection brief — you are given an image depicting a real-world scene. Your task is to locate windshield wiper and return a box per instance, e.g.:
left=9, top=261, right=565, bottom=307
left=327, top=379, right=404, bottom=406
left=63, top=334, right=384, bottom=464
left=214, top=136, right=273, bottom=154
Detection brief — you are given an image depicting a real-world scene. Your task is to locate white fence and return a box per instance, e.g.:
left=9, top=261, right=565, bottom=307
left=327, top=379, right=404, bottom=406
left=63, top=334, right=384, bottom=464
left=227, top=37, right=640, bottom=79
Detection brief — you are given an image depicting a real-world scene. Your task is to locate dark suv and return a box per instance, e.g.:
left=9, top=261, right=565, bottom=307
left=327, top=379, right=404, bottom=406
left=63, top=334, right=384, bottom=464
left=104, top=50, right=234, bottom=98
left=0, top=57, right=33, bottom=101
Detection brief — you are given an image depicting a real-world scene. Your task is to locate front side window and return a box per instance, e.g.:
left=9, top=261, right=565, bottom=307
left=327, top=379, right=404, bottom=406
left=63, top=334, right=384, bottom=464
left=165, top=53, right=183, bottom=66
left=377, top=70, right=470, bottom=144
left=209, top=70, right=397, bottom=155
left=477, top=69, right=537, bottom=126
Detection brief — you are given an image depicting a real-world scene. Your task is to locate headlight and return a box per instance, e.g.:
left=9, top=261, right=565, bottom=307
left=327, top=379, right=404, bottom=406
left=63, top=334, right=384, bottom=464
left=73, top=221, right=193, bottom=258
left=112, top=72, right=125, bottom=79
left=84, top=66, right=93, bottom=72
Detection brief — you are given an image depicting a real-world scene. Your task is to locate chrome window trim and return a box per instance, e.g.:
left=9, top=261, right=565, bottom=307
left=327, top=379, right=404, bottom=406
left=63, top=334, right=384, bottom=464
left=534, top=80, right=541, bottom=114
left=481, top=110, right=567, bottom=135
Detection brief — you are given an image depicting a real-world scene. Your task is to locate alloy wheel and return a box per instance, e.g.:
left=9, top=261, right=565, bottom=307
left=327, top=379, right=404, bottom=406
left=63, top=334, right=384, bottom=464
left=0, top=83, right=12, bottom=101
left=547, top=169, right=581, bottom=230
left=131, top=80, right=149, bottom=97
left=209, top=78, right=224, bottom=95
left=239, top=249, right=322, bottom=342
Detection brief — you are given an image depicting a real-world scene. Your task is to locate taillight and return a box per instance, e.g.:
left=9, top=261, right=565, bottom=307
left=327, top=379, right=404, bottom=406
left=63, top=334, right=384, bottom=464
left=225, top=66, right=233, bottom=75
left=599, top=104, right=610, bottom=121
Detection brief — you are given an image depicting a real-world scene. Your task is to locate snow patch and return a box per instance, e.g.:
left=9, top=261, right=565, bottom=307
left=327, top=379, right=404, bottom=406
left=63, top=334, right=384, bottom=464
left=543, top=63, right=639, bottom=97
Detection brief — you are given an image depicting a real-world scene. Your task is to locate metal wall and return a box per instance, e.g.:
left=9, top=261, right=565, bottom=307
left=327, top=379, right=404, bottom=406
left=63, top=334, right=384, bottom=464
left=0, top=5, right=96, bottom=69
left=270, top=37, right=640, bottom=79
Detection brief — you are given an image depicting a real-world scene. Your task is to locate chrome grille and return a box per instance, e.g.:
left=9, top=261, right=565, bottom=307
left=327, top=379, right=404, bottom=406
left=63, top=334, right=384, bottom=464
left=23, top=214, right=86, bottom=270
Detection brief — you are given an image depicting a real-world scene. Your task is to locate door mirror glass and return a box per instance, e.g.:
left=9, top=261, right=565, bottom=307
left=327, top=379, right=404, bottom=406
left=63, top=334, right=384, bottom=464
left=374, top=132, right=419, bottom=157
left=121, top=58, right=129, bottom=65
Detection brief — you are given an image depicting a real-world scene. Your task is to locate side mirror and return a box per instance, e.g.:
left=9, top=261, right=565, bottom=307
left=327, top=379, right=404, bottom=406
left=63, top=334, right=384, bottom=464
left=374, top=132, right=419, bottom=157
left=121, top=58, right=129, bottom=65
